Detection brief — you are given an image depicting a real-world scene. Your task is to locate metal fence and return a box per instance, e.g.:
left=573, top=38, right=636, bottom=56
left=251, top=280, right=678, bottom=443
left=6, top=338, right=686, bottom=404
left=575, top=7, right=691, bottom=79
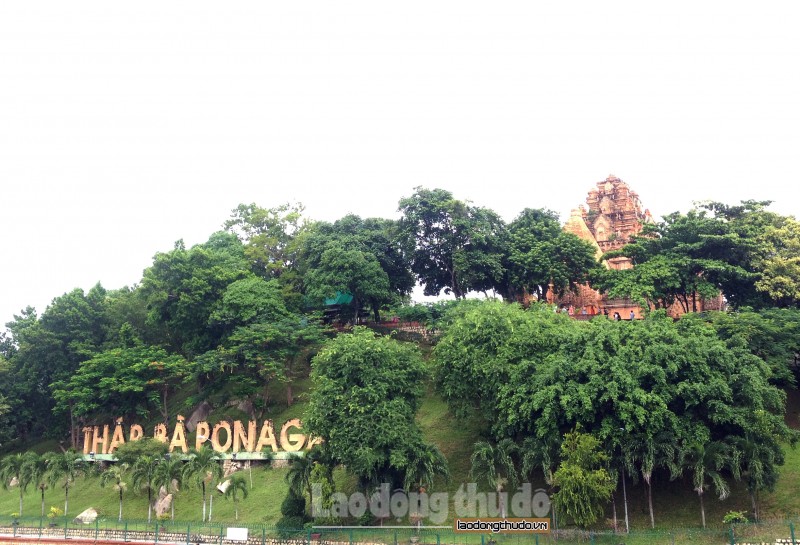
left=2, top=516, right=800, bottom=545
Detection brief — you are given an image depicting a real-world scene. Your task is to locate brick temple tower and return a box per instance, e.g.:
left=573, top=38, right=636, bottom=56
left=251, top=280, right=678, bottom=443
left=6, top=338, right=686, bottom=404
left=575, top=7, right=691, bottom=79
left=560, top=175, right=653, bottom=317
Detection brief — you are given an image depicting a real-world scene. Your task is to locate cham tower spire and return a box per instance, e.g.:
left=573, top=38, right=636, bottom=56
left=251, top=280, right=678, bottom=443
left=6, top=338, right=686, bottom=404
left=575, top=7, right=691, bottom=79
left=559, top=174, right=653, bottom=317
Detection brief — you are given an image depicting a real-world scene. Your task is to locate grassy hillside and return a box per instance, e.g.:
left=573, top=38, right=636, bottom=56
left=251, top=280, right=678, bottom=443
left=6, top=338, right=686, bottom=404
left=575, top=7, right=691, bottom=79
left=2, top=377, right=800, bottom=530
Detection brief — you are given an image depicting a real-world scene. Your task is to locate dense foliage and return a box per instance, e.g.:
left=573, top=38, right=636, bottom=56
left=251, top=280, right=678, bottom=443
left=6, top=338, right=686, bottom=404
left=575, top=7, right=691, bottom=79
left=434, top=301, right=799, bottom=527
left=1, top=190, right=798, bottom=528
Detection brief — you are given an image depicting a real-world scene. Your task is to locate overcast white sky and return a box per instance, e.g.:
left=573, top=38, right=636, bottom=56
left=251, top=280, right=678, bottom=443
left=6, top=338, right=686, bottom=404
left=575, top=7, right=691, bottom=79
left=2, top=1, right=800, bottom=327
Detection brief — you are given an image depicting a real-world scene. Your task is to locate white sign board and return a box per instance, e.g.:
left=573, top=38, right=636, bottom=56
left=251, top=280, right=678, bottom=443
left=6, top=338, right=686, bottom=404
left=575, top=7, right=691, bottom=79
left=226, top=528, right=249, bottom=541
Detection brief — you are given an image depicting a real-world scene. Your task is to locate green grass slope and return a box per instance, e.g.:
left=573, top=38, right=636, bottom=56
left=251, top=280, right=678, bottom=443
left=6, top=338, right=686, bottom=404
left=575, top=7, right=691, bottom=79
left=2, top=380, right=800, bottom=530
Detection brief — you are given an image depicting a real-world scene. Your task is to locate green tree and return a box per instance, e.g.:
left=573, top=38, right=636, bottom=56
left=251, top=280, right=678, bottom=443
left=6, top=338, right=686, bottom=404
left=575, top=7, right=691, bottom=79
left=130, top=452, right=165, bottom=523
left=46, top=451, right=85, bottom=516
left=8, top=286, right=109, bottom=445
left=22, top=452, right=49, bottom=518
left=434, top=301, right=570, bottom=423
left=224, top=202, right=308, bottom=281
left=305, top=244, right=390, bottom=324
left=201, top=276, right=324, bottom=409
left=139, top=232, right=250, bottom=357
left=503, top=208, right=598, bottom=302
left=398, top=187, right=506, bottom=299
left=53, top=346, right=190, bottom=423
left=300, top=215, right=414, bottom=322
left=705, top=308, right=800, bottom=388
left=223, top=473, right=249, bottom=521
left=285, top=453, right=316, bottom=515
left=153, top=456, right=184, bottom=520
left=551, top=429, right=614, bottom=528
left=183, top=447, right=223, bottom=522
left=469, top=440, right=518, bottom=517
left=115, top=438, right=169, bottom=466
left=1, top=453, right=33, bottom=517
left=305, top=327, right=431, bottom=490
left=404, top=442, right=450, bottom=493
left=100, top=463, right=129, bottom=522
left=591, top=209, right=742, bottom=312
left=674, top=440, right=732, bottom=529
left=434, top=301, right=795, bottom=526
left=753, top=217, right=800, bottom=307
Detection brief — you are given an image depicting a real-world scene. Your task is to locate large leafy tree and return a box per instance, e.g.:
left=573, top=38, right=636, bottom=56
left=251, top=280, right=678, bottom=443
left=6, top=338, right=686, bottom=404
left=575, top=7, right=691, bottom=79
left=224, top=202, right=307, bottom=281
left=434, top=301, right=571, bottom=423
left=199, top=276, right=323, bottom=409
left=305, top=327, right=433, bottom=490
left=398, top=187, right=506, bottom=299
left=591, top=209, right=747, bottom=312
left=139, top=232, right=250, bottom=357
left=53, top=344, right=190, bottom=424
left=592, top=201, right=798, bottom=312
left=435, top=301, right=796, bottom=524
left=705, top=308, right=800, bottom=388
left=502, top=208, right=598, bottom=302
left=7, top=286, right=109, bottom=443
left=305, top=244, right=390, bottom=324
left=753, top=217, right=800, bottom=307
left=300, top=215, right=414, bottom=322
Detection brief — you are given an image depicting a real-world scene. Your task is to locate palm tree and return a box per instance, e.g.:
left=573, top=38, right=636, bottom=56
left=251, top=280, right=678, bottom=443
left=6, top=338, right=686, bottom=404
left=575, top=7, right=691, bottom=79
left=46, top=451, right=85, bottom=517
left=285, top=452, right=316, bottom=515
left=728, top=432, right=779, bottom=522
left=182, top=447, right=223, bottom=522
left=521, top=436, right=560, bottom=530
left=403, top=442, right=450, bottom=492
left=100, top=463, right=129, bottom=522
left=131, top=455, right=160, bottom=523
left=224, top=474, right=248, bottom=521
left=675, top=441, right=731, bottom=529
left=624, top=430, right=678, bottom=529
left=470, top=439, right=518, bottom=517
left=22, top=453, right=49, bottom=518
left=1, top=453, right=34, bottom=517
left=153, top=456, right=184, bottom=520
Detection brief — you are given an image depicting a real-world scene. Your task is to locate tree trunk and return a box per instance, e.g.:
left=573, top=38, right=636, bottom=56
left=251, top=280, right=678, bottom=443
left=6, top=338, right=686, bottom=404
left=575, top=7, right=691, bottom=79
left=162, top=387, right=169, bottom=423
left=353, top=296, right=360, bottom=325
left=202, top=484, right=207, bottom=522
left=41, top=488, right=46, bottom=518
left=750, top=490, right=758, bottom=522
left=64, top=487, right=69, bottom=517
left=69, top=405, right=77, bottom=450
left=647, top=481, right=655, bottom=528
left=19, top=489, right=23, bottom=517
left=118, top=490, right=123, bottom=522
left=612, top=491, right=618, bottom=532
left=286, top=383, right=293, bottom=407
left=147, top=487, right=152, bottom=523
left=699, top=491, right=706, bottom=529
